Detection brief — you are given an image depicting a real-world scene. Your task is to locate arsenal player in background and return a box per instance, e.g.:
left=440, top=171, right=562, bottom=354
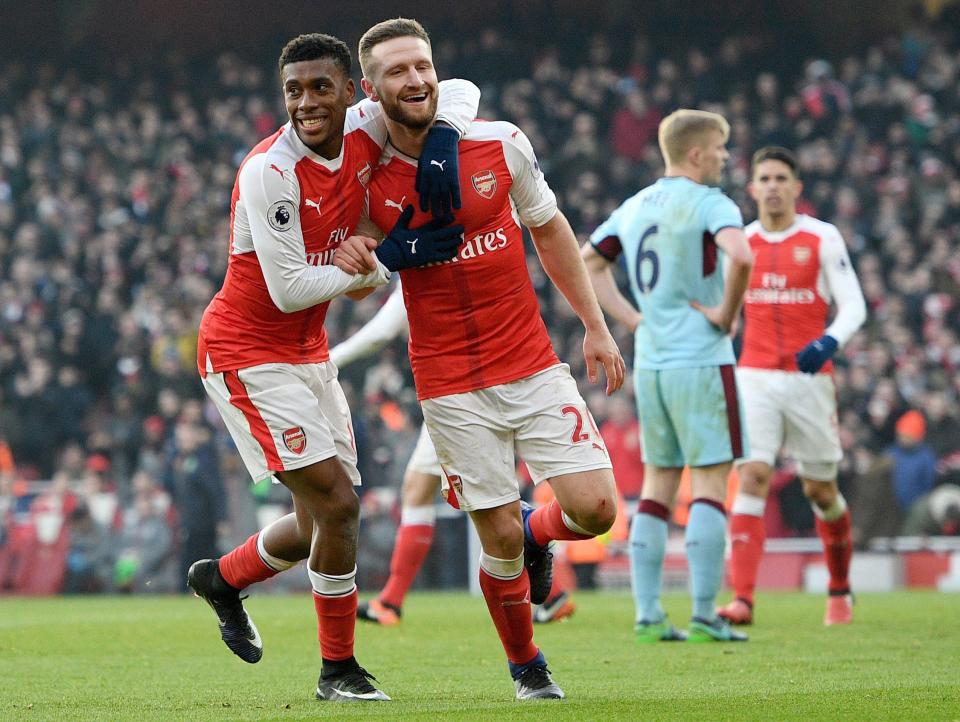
left=336, top=18, right=625, bottom=701
left=186, top=31, right=479, bottom=702
left=717, top=146, right=867, bottom=627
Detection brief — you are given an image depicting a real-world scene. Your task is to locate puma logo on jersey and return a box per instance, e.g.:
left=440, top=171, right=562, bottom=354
left=304, top=197, right=323, bottom=217
left=270, top=164, right=288, bottom=180
left=407, top=238, right=418, bottom=254
left=430, top=159, right=446, bottom=171
left=384, top=196, right=406, bottom=211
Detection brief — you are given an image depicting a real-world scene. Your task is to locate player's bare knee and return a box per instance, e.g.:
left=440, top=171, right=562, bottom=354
left=737, top=461, right=773, bottom=496
left=570, top=496, right=617, bottom=535
left=801, top=479, right=837, bottom=509
left=307, top=483, right=360, bottom=527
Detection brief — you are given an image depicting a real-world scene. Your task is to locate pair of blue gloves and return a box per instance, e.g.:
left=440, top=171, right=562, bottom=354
left=376, top=126, right=464, bottom=272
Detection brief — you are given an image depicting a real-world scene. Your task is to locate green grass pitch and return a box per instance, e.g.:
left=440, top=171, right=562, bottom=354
left=2, top=590, right=958, bottom=721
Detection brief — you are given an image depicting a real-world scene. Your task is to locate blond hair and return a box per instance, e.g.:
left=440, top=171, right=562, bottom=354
left=359, top=18, right=431, bottom=77
left=658, top=109, right=730, bottom=166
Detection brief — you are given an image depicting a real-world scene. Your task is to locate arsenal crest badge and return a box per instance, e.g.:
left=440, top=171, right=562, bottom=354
left=283, top=426, right=307, bottom=455
left=356, top=162, right=372, bottom=188
left=471, top=170, right=497, bottom=199
left=793, top=245, right=811, bottom=264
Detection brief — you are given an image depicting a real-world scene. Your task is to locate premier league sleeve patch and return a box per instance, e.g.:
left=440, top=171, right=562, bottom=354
left=267, top=200, right=297, bottom=232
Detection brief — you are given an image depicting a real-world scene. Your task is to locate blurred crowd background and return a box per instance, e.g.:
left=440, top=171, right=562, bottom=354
left=1, top=0, right=959, bottom=594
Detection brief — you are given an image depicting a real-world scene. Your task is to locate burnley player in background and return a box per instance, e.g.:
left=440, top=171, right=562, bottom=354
left=717, top=147, right=866, bottom=627
left=583, top=109, right=754, bottom=643
left=187, top=32, right=479, bottom=703
left=335, top=18, right=624, bottom=700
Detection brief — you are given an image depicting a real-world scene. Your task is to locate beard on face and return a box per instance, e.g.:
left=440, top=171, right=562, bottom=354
left=382, top=89, right=438, bottom=130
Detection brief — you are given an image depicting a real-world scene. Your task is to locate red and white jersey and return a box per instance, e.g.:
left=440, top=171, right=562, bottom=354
left=367, top=121, right=559, bottom=400
left=739, top=214, right=866, bottom=373
left=198, top=81, right=481, bottom=376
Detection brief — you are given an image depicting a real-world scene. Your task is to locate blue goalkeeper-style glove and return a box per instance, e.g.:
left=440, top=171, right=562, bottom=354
left=795, top=334, right=838, bottom=374
left=416, top=124, right=461, bottom=219
left=375, top=205, right=464, bottom=272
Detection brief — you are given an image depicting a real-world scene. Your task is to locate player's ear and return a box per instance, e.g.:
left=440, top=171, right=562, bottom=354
left=793, top=179, right=804, bottom=199
left=360, top=78, right=379, bottom=102
left=343, top=78, right=356, bottom=101
left=746, top=180, right=759, bottom=201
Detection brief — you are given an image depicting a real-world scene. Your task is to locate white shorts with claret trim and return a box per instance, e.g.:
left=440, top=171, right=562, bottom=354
left=202, top=361, right=360, bottom=486
left=736, top=367, right=841, bottom=468
left=421, top=364, right=611, bottom=512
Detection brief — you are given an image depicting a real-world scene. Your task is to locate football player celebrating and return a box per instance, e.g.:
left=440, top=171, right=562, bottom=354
left=335, top=18, right=624, bottom=700
left=187, top=32, right=479, bottom=702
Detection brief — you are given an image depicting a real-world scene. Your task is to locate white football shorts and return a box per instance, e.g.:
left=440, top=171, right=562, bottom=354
left=406, top=424, right=442, bottom=477
left=202, top=361, right=360, bottom=486
left=736, top=366, right=841, bottom=468
left=421, top=364, right=611, bottom=512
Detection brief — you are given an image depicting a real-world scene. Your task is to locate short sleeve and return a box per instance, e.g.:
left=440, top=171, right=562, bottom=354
left=501, top=126, right=558, bottom=228
left=589, top=206, right=625, bottom=262
left=700, top=192, right=743, bottom=235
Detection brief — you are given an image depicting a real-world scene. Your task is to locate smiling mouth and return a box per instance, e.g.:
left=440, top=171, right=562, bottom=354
left=401, top=93, right=428, bottom=104
left=299, top=117, right=326, bottom=130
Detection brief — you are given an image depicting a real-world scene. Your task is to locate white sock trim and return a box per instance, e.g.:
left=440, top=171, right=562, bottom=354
left=256, top=530, right=298, bottom=572
left=400, top=504, right=436, bottom=526
left=812, top=493, right=847, bottom=522
left=561, top=510, right=594, bottom=536
left=308, top=565, right=357, bottom=597
left=732, top=493, right=766, bottom=518
left=479, top=551, right=523, bottom=580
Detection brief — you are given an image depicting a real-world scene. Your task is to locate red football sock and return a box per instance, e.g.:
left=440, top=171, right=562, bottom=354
left=380, top=523, right=435, bottom=609
left=313, top=589, right=357, bottom=662
left=728, top=513, right=766, bottom=605
left=479, top=568, right=539, bottom=665
left=528, top=500, right=594, bottom=547
left=219, top=533, right=278, bottom=590
left=815, top=510, right=852, bottom=594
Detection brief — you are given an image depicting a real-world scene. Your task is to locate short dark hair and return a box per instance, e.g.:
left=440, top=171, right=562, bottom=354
left=278, top=33, right=351, bottom=77
left=358, top=18, right=431, bottom=76
left=751, top=146, right=799, bottom=177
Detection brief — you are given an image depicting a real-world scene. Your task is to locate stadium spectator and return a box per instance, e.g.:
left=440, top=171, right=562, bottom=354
left=163, top=419, right=225, bottom=589
left=113, top=492, right=175, bottom=593
left=63, top=502, right=113, bottom=594
left=901, top=483, right=960, bottom=537
left=889, top=410, right=938, bottom=514
left=0, top=7, right=959, bottom=591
